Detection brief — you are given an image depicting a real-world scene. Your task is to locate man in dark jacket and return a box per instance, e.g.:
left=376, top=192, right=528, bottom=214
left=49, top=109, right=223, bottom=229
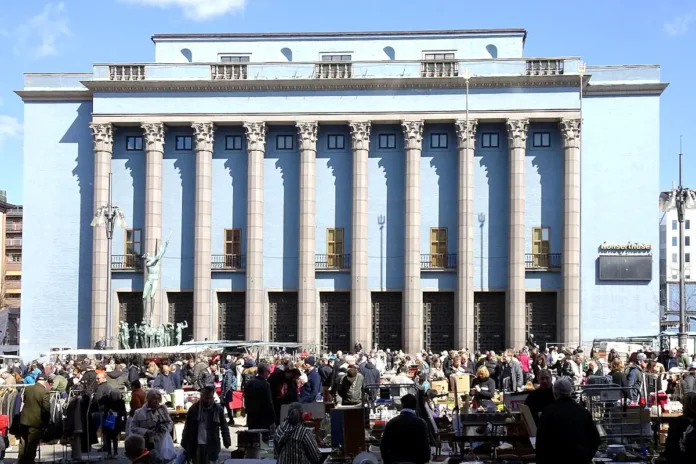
left=169, top=363, right=183, bottom=390
left=360, top=358, right=380, bottom=387
left=221, top=365, right=238, bottom=425
left=380, top=394, right=430, bottom=464
left=318, top=358, right=334, bottom=403
left=181, top=386, right=231, bottom=463
left=243, top=364, right=275, bottom=430
left=152, top=365, right=175, bottom=394
left=443, top=352, right=454, bottom=378
left=106, top=364, right=131, bottom=391
left=300, top=357, right=321, bottom=403
left=94, top=371, right=113, bottom=406
left=536, top=378, right=600, bottom=464
left=193, top=357, right=209, bottom=389
left=19, top=375, right=51, bottom=463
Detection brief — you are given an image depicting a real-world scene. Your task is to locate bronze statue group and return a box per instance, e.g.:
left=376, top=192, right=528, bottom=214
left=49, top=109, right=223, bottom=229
left=117, top=320, right=188, bottom=349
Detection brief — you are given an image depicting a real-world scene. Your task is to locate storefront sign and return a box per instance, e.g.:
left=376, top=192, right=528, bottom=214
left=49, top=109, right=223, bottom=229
left=598, top=242, right=652, bottom=255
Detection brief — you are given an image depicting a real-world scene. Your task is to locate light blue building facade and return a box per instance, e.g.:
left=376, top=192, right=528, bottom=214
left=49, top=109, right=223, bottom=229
left=17, top=29, right=666, bottom=359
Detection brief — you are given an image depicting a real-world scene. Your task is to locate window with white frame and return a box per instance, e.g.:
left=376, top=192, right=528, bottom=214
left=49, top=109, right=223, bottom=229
left=220, top=55, right=250, bottom=63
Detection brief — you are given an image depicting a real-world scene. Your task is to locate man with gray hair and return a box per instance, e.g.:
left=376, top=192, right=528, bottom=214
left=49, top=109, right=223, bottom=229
left=535, top=377, right=600, bottom=464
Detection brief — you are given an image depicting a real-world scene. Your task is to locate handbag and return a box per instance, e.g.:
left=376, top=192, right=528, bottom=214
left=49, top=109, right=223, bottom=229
left=103, top=412, right=117, bottom=430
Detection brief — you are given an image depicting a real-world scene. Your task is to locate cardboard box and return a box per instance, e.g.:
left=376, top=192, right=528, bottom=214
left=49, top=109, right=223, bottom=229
left=431, top=380, right=449, bottom=395
left=449, top=374, right=471, bottom=395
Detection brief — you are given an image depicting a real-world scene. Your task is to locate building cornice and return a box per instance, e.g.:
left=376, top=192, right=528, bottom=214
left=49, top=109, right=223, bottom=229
left=584, top=82, right=669, bottom=96
left=80, top=74, right=587, bottom=93
left=14, top=90, right=92, bottom=101
left=151, top=28, right=528, bottom=42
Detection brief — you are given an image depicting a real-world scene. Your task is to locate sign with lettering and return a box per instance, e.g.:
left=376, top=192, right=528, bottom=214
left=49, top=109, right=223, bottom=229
left=598, top=242, right=652, bottom=255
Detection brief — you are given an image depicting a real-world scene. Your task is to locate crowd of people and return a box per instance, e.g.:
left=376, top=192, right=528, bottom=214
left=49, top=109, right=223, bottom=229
left=0, top=341, right=694, bottom=463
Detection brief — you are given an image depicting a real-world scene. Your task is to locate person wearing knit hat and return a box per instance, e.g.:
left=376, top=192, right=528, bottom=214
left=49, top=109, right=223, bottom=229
left=299, top=356, right=321, bottom=403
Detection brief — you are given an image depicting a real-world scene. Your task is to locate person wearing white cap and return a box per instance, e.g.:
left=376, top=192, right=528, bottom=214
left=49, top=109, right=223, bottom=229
left=627, top=353, right=648, bottom=403
left=535, top=377, right=600, bottom=464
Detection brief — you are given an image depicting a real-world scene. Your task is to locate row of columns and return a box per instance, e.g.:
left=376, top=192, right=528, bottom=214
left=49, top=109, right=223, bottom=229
left=89, top=118, right=581, bottom=352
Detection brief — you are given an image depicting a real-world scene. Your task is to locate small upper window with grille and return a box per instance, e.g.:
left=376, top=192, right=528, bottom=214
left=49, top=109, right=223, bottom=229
left=481, top=133, right=499, bottom=148
left=430, top=133, right=448, bottom=149
left=424, top=53, right=455, bottom=60
left=175, top=136, right=193, bottom=151
left=276, top=135, right=294, bottom=150
left=379, top=134, right=396, bottom=149
left=226, top=135, right=243, bottom=151
left=321, top=54, right=352, bottom=61
left=220, top=55, right=250, bottom=63
left=126, top=136, right=143, bottom=151
left=328, top=135, right=345, bottom=150
left=532, top=132, right=551, bottom=148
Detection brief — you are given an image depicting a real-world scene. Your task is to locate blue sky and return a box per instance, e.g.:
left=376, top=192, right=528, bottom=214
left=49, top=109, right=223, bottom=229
left=0, top=0, right=694, bottom=204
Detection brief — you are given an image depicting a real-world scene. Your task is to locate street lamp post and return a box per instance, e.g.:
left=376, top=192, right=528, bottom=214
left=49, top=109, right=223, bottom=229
left=91, top=173, right=127, bottom=347
left=660, top=137, right=696, bottom=349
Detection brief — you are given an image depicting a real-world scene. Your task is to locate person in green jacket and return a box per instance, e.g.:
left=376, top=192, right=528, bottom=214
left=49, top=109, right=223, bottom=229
left=50, top=371, right=68, bottom=394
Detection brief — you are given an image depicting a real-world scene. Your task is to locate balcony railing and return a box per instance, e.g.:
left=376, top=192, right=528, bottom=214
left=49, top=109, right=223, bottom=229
left=525, top=59, right=564, bottom=76
left=314, top=62, right=352, bottom=79
left=6, top=208, right=22, bottom=217
left=315, top=254, right=351, bottom=270
left=86, top=58, right=585, bottom=84
left=211, top=254, right=246, bottom=270
left=5, top=239, right=22, bottom=248
left=5, top=223, right=22, bottom=232
left=525, top=253, right=562, bottom=270
left=420, top=254, right=457, bottom=270
left=421, top=60, right=459, bottom=78
left=211, top=64, right=248, bottom=80
left=109, top=65, right=145, bottom=81
left=111, top=254, right=143, bottom=271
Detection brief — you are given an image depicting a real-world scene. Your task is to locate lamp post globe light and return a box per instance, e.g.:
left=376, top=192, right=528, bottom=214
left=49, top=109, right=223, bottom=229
left=90, top=173, right=127, bottom=348
left=660, top=138, right=696, bottom=349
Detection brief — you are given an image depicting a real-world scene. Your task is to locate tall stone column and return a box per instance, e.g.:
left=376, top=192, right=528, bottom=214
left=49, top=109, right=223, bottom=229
left=297, top=122, right=318, bottom=346
left=455, top=119, right=478, bottom=350
left=350, top=122, right=371, bottom=350
left=90, top=123, right=114, bottom=346
left=402, top=120, right=424, bottom=354
left=560, top=119, right=581, bottom=346
left=244, top=122, right=266, bottom=341
left=192, top=122, right=215, bottom=341
left=142, top=123, right=165, bottom=326
left=506, top=119, right=528, bottom=350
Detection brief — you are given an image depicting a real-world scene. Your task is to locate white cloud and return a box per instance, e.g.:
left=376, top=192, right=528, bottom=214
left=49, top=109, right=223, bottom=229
left=0, top=115, right=23, bottom=148
left=121, top=0, right=249, bottom=20
left=664, top=12, right=695, bottom=37
left=13, top=2, right=72, bottom=58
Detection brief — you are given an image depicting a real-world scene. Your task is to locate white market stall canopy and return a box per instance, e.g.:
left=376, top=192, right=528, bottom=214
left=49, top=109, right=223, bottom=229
left=40, top=344, right=224, bottom=358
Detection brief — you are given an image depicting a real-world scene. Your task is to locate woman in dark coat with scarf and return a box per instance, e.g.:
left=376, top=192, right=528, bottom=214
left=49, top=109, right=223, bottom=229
left=101, top=390, right=128, bottom=459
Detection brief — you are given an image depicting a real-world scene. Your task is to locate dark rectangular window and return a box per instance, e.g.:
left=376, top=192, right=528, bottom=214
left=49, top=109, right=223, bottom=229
left=175, top=136, right=193, bottom=150
left=378, top=134, right=396, bottom=149
left=673, top=220, right=678, bottom=230
left=687, top=253, right=691, bottom=263
left=481, top=133, right=499, bottom=148
left=126, top=136, right=143, bottom=151
left=673, top=237, right=678, bottom=246
left=225, top=135, right=243, bottom=150
left=687, top=220, right=691, bottom=230
left=321, top=54, right=352, bottom=61
left=532, top=132, right=551, bottom=148
left=686, top=236, right=691, bottom=247
left=430, top=133, right=448, bottom=149
left=220, top=55, right=250, bottom=62
left=276, top=134, right=294, bottom=150
left=327, top=134, right=345, bottom=150
left=125, top=229, right=142, bottom=256
left=424, top=53, right=455, bottom=60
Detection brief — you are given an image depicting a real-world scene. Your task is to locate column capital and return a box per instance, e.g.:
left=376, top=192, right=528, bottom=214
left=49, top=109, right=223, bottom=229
left=192, top=122, right=215, bottom=152
left=350, top=121, right=371, bottom=151
left=244, top=122, right=266, bottom=152
left=455, top=119, right=478, bottom=149
left=402, top=120, right=424, bottom=150
left=89, top=123, right=114, bottom=152
left=506, top=118, right=529, bottom=149
left=560, top=118, right=582, bottom=149
left=142, top=122, right=166, bottom=150
left=296, top=121, right=318, bottom=151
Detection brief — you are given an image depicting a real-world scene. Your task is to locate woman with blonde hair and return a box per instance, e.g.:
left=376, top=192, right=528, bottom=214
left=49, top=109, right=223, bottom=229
left=609, top=358, right=629, bottom=389
left=469, top=366, right=496, bottom=407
